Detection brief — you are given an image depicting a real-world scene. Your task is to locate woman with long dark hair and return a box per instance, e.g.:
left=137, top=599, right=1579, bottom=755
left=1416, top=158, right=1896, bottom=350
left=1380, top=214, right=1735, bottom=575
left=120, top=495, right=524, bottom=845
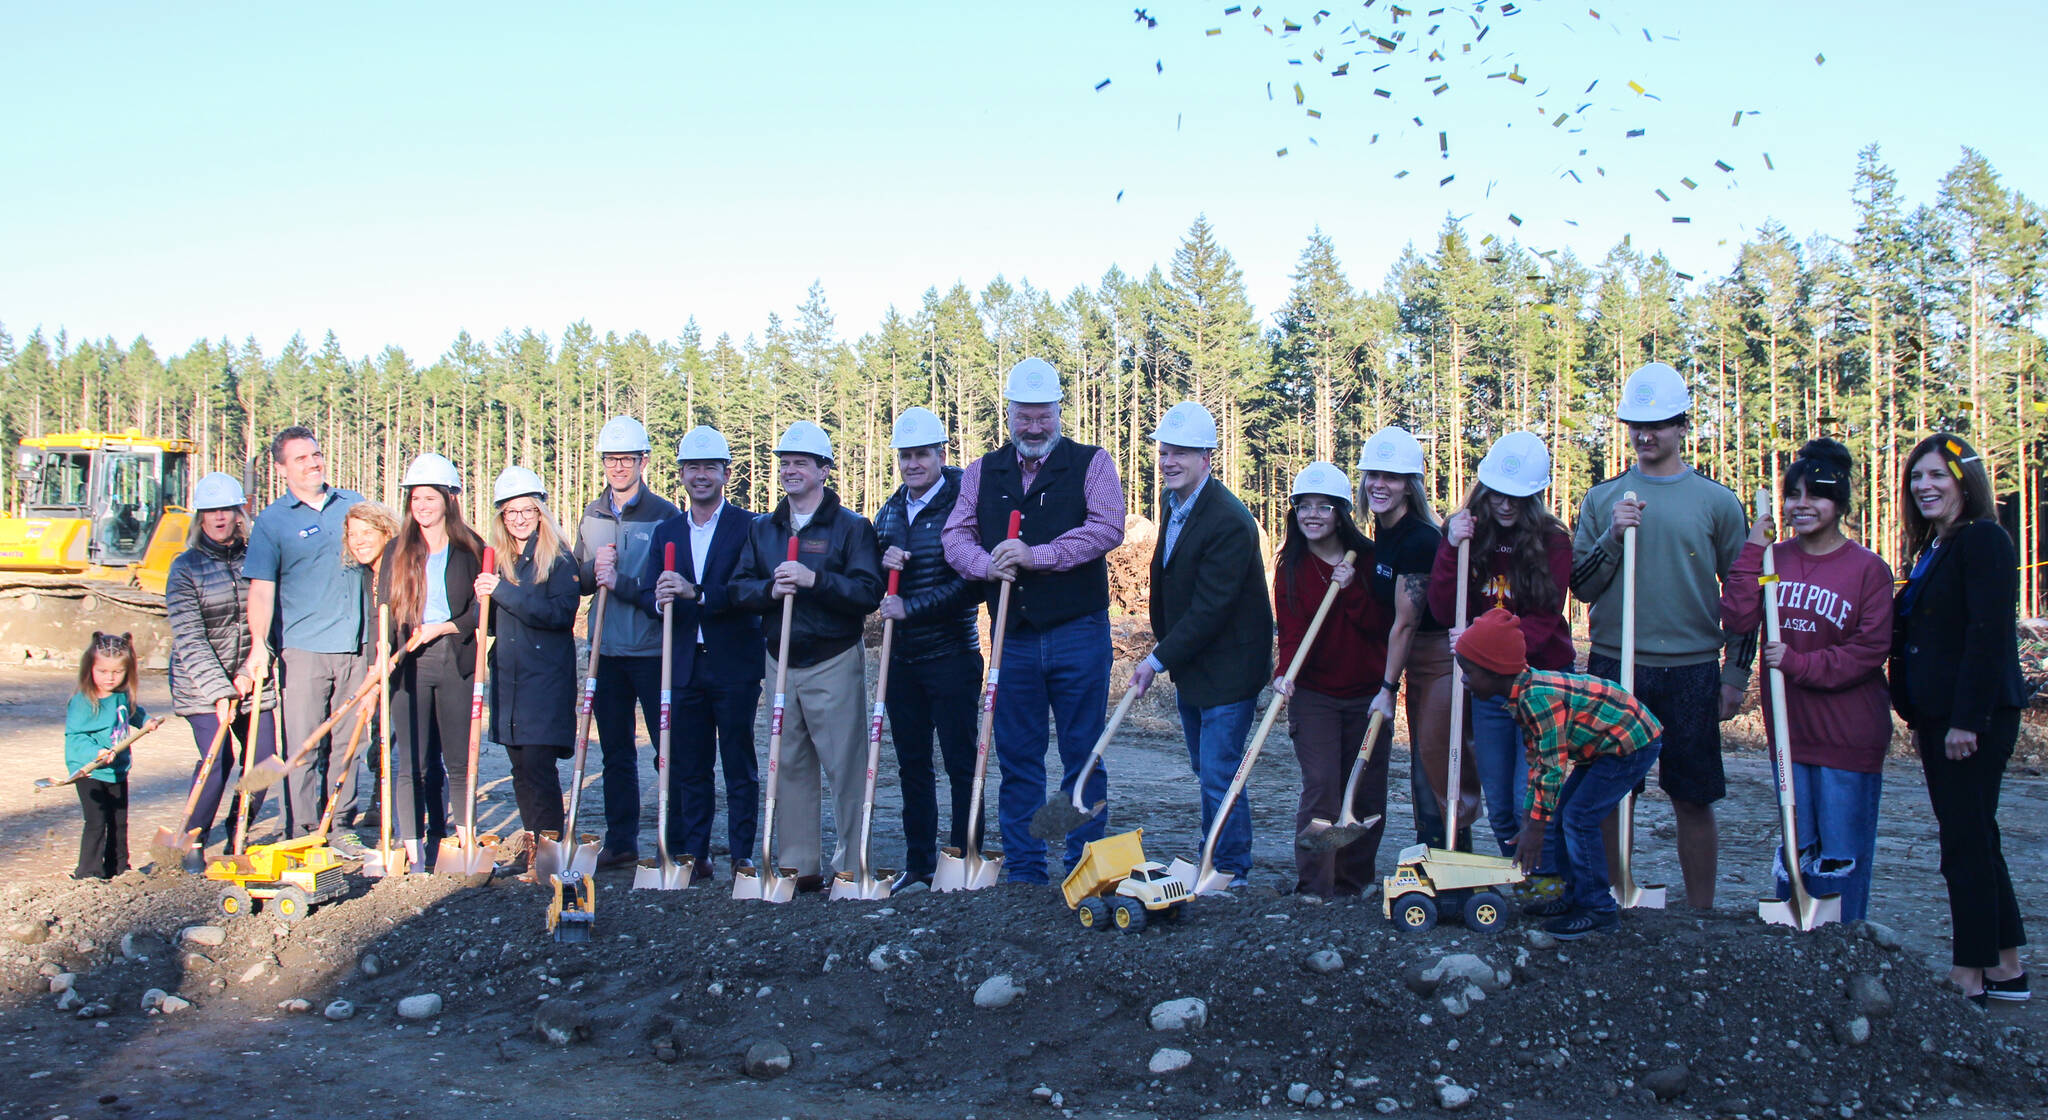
left=1430, top=432, right=1573, bottom=859
left=1891, top=432, right=2029, bottom=1003
left=1722, top=438, right=1893, bottom=922
left=1273, top=461, right=1389, bottom=896
left=475, top=466, right=579, bottom=876
left=378, top=454, right=486, bottom=861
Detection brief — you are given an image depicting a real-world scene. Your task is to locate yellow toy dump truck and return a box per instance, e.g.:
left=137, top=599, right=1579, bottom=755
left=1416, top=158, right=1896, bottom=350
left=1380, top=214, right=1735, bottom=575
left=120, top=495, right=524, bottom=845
left=1062, top=829, right=1189, bottom=933
left=1383, top=843, right=1525, bottom=934
left=204, top=836, right=348, bottom=924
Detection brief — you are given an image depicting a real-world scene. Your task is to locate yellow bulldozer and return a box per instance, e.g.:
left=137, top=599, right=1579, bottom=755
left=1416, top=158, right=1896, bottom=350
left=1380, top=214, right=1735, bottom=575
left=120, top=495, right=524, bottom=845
left=1, top=429, right=199, bottom=663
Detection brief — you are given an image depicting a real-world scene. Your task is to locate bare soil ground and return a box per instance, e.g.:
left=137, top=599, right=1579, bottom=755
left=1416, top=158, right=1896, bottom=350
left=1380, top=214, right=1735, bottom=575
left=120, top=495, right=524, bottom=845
left=0, top=660, right=2044, bottom=1120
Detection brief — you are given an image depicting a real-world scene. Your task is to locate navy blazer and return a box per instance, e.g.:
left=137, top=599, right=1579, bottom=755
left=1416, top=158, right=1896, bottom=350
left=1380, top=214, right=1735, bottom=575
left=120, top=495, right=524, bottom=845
left=1890, top=518, right=2027, bottom=735
left=639, top=502, right=767, bottom=687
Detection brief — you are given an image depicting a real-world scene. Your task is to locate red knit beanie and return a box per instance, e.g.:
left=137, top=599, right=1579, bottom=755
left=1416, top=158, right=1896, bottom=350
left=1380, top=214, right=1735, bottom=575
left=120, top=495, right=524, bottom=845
left=1456, top=608, right=1528, bottom=676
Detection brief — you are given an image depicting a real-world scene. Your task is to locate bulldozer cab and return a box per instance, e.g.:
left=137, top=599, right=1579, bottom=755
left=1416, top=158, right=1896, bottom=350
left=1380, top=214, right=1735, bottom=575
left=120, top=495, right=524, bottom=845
left=7, top=431, right=192, bottom=586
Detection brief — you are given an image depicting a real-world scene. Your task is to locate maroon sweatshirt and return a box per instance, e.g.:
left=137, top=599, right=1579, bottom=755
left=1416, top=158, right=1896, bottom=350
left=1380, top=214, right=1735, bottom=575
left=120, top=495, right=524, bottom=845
left=1274, top=551, right=1389, bottom=699
left=1427, top=528, right=1574, bottom=671
left=1720, top=539, right=1895, bottom=773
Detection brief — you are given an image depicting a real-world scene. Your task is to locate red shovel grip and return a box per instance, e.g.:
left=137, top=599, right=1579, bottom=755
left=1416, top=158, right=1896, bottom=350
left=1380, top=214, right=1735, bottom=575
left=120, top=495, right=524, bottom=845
left=481, top=546, right=496, bottom=573
left=1007, top=510, right=1022, bottom=540
left=664, top=541, right=676, bottom=572
left=787, top=537, right=800, bottom=562
left=886, top=569, right=900, bottom=596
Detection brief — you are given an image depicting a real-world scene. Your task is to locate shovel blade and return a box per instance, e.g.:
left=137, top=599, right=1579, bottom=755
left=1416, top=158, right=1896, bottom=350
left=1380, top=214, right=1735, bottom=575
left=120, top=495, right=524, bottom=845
left=1029, top=798, right=1098, bottom=842
left=932, top=847, right=1000, bottom=893
left=1758, top=892, right=1843, bottom=931
left=760, top=868, right=799, bottom=904
left=1612, top=881, right=1668, bottom=910
left=633, top=856, right=696, bottom=891
left=531, top=833, right=563, bottom=883
left=1164, top=856, right=1236, bottom=897
left=237, top=757, right=290, bottom=795
left=568, top=836, right=602, bottom=878
left=360, top=844, right=410, bottom=879
left=730, top=865, right=764, bottom=900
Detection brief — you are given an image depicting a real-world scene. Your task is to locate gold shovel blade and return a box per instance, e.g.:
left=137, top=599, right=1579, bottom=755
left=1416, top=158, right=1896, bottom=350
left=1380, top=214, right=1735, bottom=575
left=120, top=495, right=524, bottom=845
left=730, top=864, right=764, bottom=900
left=567, top=835, right=602, bottom=877
left=1612, top=881, right=1668, bottom=909
left=531, top=833, right=563, bottom=883
left=633, top=855, right=695, bottom=891
left=829, top=867, right=896, bottom=901
left=1758, top=892, right=1843, bottom=931
left=360, top=844, right=410, bottom=879
left=1164, top=856, right=1236, bottom=897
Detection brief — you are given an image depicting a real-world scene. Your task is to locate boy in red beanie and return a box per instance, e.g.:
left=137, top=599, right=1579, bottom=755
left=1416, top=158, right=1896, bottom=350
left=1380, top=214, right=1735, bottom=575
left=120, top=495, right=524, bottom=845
left=1456, top=608, right=1664, bottom=939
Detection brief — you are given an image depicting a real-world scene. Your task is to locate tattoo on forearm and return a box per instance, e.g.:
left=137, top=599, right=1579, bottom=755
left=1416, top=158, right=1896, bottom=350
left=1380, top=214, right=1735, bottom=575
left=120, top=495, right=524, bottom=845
left=1399, top=573, right=1428, bottom=609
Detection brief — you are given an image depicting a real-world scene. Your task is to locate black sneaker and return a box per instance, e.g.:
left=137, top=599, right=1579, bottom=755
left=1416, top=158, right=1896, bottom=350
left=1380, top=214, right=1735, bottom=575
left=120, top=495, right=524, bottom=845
left=1545, top=909, right=1619, bottom=940
left=1986, top=971, right=2031, bottom=1002
left=1522, top=896, right=1574, bottom=918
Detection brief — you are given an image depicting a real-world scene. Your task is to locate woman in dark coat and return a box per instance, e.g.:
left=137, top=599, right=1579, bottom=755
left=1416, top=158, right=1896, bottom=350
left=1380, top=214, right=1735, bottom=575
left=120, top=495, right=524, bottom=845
left=164, top=471, right=277, bottom=850
left=474, top=466, right=579, bottom=873
left=1891, top=433, right=2030, bottom=1003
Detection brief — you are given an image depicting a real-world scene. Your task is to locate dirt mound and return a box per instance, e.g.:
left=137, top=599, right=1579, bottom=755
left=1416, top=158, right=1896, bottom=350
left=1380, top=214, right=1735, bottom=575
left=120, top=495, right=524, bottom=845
left=3, top=865, right=2041, bottom=1120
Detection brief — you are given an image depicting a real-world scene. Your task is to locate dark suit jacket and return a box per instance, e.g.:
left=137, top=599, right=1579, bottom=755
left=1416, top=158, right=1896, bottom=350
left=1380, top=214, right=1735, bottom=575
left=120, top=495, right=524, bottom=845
left=640, top=502, right=767, bottom=687
left=1149, top=478, right=1274, bottom=708
left=1890, top=518, right=2027, bottom=734
left=375, top=537, right=484, bottom=674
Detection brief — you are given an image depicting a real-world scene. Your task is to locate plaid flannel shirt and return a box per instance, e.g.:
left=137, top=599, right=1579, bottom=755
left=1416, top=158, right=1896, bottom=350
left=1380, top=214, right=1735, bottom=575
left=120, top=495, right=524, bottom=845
left=1508, top=668, right=1663, bottom=822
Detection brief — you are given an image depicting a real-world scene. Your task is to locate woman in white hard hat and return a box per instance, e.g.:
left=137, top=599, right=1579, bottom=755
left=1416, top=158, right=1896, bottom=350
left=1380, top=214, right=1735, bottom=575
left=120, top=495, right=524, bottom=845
left=341, top=499, right=401, bottom=834
left=475, top=467, right=579, bottom=876
left=164, top=472, right=277, bottom=853
left=1272, top=462, right=1391, bottom=896
left=1357, top=426, right=1476, bottom=848
left=1431, top=431, right=1573, bottom=862
left=379, top=454, right=488, bottom=860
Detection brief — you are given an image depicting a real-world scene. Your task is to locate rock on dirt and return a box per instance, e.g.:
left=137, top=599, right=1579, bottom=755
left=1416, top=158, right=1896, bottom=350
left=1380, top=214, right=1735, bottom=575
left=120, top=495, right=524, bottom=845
left=1435, top=1079, right=1476, bottom=1110
left=396, top=993, right=442, bottom=1020
left=1410, top=953, right=1510, bottom=996
left=1149, top=1047, right=1192, bottom=1074
left=533, top=999, right=591, bottom=1045
left=973, top=973, right=1020, bottom=1009
left=7, top=919, right=50, bottom=945
left=1304, top=948, right=1344, bottom=974
left=743, top=1040, right=792, bottom=1079
left=1150, top=996, right=1208, bottom=1031
left=48, top=973, right=75, bottom=994
left=1643, top=1063, right=1691, bottom=1101
left=323, top=999, right=355, bottom=1021
left=1847, top=972, right=1895, bottom=1017
left=178, top=925, right=225, bottom=948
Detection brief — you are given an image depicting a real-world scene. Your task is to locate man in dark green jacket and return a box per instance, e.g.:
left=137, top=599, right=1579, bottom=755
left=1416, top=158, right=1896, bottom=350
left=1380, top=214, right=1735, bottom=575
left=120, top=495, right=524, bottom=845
left=1130, top=401, right=1274, bottom=880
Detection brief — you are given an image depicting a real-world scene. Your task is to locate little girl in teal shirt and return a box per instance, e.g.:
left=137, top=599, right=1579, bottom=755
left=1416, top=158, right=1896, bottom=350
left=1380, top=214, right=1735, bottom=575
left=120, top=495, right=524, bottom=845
left=66, top=632, right=162, bottom=879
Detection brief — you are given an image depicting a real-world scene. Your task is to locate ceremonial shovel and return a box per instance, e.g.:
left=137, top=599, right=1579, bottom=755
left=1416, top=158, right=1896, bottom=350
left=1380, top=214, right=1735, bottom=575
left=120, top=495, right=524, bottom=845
left=636, top=543, right=697, bottom=890
left=1167, top=550, right=1356, bottom=896
left=831, top=568, right=901, bottom=901
left=149, top=702, right=238, bottom=872
left=1610, top=490, right=1668, bottom=909
left=1753, top=488, right=1843, bottom=931
left=933, top=511, right=1022, bottom=893
left=732, top=537, right=804, bottom=903
left=1030, top=687, right=1139, bottom=841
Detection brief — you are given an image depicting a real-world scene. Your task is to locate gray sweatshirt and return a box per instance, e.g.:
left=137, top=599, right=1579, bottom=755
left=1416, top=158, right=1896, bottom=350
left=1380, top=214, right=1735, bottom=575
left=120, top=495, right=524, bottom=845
left=1570, top=465, right=1754, bottom=690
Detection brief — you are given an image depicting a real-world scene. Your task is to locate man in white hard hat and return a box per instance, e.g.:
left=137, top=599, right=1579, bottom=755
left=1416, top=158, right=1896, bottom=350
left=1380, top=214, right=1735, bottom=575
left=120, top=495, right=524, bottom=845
left=1570, top=361, right=1753, bottom=909
left=941, top=357, right=1127, bottom=884
left=575, top=415, right=681, bottom=870
left=243, top=425, right=366, bottom=837
left=1129, top=402, right=1274, bottom=883
left=871, top=407, right=981, bottom=892
left=729, top=421, right=885, bottom=891
left=645, top=426, right=765, bottom=878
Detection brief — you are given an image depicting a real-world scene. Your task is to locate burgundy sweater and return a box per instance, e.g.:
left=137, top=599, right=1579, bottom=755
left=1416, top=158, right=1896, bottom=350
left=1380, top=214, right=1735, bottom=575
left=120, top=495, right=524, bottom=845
left=1427, top=528, right=1574, bottom=671
left=1720, top=539, right=1895, bottom=773
left=1274, top=552, right=1389, bottom=699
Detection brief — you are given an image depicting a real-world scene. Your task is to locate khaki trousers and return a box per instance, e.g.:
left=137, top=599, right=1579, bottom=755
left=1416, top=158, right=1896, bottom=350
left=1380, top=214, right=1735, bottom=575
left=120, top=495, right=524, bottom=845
left=766, top=644, right=868, bottom=877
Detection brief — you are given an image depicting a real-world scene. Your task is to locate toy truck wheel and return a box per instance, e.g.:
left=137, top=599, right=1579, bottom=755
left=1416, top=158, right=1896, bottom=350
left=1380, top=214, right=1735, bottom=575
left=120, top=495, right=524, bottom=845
left=271, top=884, right=313, bottom=924
left=1393, top=893, right=1438, bottom=933
left=219, top=884, right=255, bottom=919
left=1078, top=897, right=1111, bottom=930
left=1464, top=890, right=1509, bottom=933
left=1111, top=897, right=1148, bottom=933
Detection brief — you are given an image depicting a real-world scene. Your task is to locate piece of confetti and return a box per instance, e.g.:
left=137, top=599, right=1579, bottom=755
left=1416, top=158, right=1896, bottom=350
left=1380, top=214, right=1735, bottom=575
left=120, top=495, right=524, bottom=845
left=1714, top=160, right=1733, bottom=172
left=1680, top=177, right=1698, bottom=190
left=1095, top=79, right=1111, bottom=91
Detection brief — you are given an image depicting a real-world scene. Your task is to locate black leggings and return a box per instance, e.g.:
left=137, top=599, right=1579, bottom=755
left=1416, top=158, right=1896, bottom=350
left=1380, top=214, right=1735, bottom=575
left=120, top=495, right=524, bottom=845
left=1919, top=710, right=2028, bottom=968
left=75, top=776, right=129, bottom=879
left=504, top=743, right=567, bottom=837
left=390, top=639, right=475, bottom=843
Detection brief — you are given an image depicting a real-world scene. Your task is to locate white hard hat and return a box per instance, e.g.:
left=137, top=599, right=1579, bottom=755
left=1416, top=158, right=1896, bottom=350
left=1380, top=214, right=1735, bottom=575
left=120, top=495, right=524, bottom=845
left=1289, top=461, right=1353, bottom=504
left=1357, top=426, right=1426, bottom=475
left=192, top=471, right=245, bottom=511
left=400, top=453, right=463, bottom=492
left=492, top=466, right=547, bottom=506
left=889, top=406, right=948, bottom=450
left=1004, top=357, right=1063, bottom=404
left=773, top=420, right=834, bottom=462
left=675, top=425, right=732, bottom=462
left=1150, top=401, right=1219, bottom=450
left=1476, top=431, right=1552, bottom=497
left=1616, top=362, right=1691, bottom=423
left=596, top=415, right=652, bottom=455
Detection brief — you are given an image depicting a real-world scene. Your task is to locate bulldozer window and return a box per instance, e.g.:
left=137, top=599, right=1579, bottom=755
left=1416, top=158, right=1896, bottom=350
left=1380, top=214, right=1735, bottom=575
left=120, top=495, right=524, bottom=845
left=94, top=452, right=158, bottom=562
left=34, top=452, right=90, bottom=509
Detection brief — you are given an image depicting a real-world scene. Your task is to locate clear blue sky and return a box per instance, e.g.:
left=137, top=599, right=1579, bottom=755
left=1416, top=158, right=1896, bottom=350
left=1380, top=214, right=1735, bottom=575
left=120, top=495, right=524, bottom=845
left=1, top=1, right=2037, bottom=361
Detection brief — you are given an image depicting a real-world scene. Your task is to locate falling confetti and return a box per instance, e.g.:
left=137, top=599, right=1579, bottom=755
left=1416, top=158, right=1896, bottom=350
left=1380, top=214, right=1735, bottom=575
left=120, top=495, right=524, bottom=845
left=1095, top=78, right=1111, bottom=91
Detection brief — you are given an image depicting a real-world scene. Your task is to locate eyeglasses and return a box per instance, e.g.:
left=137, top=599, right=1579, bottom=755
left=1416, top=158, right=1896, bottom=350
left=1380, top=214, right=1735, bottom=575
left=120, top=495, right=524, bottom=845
left=1295, top=501, right=1339, bottom=515
left=502, top=506, right=542, bottom=521
left=601, top=454, right=644, bottom=468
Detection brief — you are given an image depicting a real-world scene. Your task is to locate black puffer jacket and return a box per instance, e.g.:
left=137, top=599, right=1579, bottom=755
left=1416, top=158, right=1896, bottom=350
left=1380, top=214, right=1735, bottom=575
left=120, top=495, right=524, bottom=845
left=486, top=537, right=580, bottom=751
left=165, top=532, right=277, bottom=716
left=729, top=489, right=884, bottom=668
left=872, top=466, right=978, bottom=665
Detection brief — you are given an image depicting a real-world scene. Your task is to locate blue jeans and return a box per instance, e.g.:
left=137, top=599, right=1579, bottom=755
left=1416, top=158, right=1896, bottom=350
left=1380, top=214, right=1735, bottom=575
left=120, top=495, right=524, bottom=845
left=1772, top=763, right=1882, bottom=923
left=1542, top=739, right=1663, bottom=914
left=667, top=666, right=762, bottom=866
left=1176, top=695, right=1259, bottom=878
left=1470, top=692, right=1529, bottom=859
left=992, top=611, right=1111, bottom=883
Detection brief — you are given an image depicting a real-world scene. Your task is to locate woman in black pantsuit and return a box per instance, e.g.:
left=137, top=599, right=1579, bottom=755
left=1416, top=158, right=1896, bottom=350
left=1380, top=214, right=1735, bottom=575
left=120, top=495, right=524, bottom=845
left=474, top=466, right=579, bottom=876
left=379, top=454, right=486, bottom=862
left=1891, top=433, right=2030, bottom=1004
